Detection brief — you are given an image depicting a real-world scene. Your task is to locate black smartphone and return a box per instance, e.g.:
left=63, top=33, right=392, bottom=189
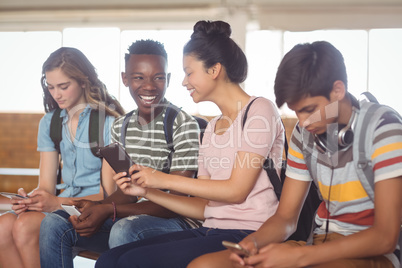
left=99, top=142, right=134, bottom=174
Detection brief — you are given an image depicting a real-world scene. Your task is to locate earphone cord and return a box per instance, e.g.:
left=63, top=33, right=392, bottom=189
left=322, top=166, right=334, bottom=243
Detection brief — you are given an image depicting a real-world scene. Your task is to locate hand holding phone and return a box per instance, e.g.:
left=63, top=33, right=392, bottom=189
left=222, top=240, right=250, bottom=257
left=61, top=204, right=81, bottom=217
left=99, top=143, right=134, bottom=174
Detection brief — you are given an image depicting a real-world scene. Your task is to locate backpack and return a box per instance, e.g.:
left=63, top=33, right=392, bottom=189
left=50, top=108, right=106, bottom=194
left=239, top=98, right=321, bottom=242
left=301, top=92, right=402, bottom=262
left=119, top=103, right=208, bottom=174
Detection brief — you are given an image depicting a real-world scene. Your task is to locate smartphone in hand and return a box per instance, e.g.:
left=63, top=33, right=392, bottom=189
left=61, top=204, right=81, bottom=217
left=0, top=192, right=28, bottom=200
left=222, top=240, right=250, bottom=257
left=99, top=142, right=135, bottom=175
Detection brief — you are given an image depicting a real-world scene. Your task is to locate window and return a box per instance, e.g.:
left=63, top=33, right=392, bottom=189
left=0, top=31, right=61, bottom=112
left=63, top=28, right=121, bottom=102
left=0, top=28, right=401, bottom=116
left=368, top=29, right=402, bottom=114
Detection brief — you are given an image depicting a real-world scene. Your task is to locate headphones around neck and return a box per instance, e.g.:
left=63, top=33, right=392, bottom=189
left=314, top=106, right=358, bottom=154
left=338, top=106, right=357, bottom=147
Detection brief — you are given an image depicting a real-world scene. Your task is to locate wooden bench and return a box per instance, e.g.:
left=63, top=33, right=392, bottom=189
left=78, top=250, right=100, bottom=260
left=0, top=112, right=297, bottom=263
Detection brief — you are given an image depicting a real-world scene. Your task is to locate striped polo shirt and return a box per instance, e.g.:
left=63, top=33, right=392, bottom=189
left=110, top=104, right=201, bottom=228
left=111, top=104, right=200, bottom=172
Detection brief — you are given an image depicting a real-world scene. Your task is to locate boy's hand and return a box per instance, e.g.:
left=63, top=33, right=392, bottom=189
left=69, top=203, right=111, bottom=237
left=229, top=236, right=259, bottom=267
left=72, top=199, right=97, bottom=212
left=244, top=243, right=301, bottom=268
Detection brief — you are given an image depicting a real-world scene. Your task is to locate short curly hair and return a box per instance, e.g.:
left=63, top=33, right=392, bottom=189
left=124, top=39, right=168, bottom=65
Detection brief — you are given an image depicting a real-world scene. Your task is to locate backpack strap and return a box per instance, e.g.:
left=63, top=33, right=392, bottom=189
left=353, top=101, right=401, bottom=201
left=241, top=97, right=260, bottom=129
left=163, top=104, right=209, bottom=174
left=162, top=104, right=181, bottom=173
left=301, top=126, right=319, bottom=187
left=89, top=109, right=106, bottom=158
left=242, top=97, right=288, bottom=200
left=50, top=108, right=105, bottom=158
left=194, top=115, right=208, bottom=145
left=50, top=108, right=63, bottom=194
left=50, top=108, right=63, bottom=154
left=120, top=105, right=205, bottom=174
left=120, top=110, right=135, bottom=148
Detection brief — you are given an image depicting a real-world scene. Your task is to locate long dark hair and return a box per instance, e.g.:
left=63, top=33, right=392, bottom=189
left=41, top=47, right=124, bottom=117
left=183, top=20, right=247, bottom=83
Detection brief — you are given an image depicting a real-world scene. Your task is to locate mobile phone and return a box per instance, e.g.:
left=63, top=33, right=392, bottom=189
left=99, top=142, right=135, bottom=174
left=0, top=192, right=28, bottom=200
left=61, top=204, right=81, bottom=217
left=222, top=241, right=250, bottom=257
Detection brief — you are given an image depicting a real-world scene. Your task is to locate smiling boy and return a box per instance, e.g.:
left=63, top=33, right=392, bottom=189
left=39, top=40, right=201, bottom=268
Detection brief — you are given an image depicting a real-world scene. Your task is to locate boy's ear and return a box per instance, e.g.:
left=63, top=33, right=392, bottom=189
left=330, top=80, right=346, bottom=101
left=121, top=72, right=128, bottom=87
left=167, top=73, right=171, bottom=87
left=208, top=63, right=222, bottom=79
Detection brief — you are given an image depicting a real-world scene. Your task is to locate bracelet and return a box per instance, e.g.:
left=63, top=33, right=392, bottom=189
left=112, top=201, right=116, bottom=222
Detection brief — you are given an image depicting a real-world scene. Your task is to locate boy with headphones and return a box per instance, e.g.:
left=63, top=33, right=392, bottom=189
left=188, top=41, right=402, bottom=268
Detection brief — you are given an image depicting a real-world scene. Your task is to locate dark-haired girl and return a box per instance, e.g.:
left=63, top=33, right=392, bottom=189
left=95, top=20, right=284, bottom=268
left=0, top=47, right=124, bottom=268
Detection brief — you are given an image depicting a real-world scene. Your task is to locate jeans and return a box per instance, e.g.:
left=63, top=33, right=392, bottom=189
left=96, top=227, right=254, bottom=268
left=109, top=214, right=192, bottom=248
left=39, top=210, right=194, bottom=268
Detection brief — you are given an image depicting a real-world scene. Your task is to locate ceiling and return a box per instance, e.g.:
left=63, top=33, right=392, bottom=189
left=1, top=0, right=401, bottom=31
left=1, top=0, right=401, bottom=10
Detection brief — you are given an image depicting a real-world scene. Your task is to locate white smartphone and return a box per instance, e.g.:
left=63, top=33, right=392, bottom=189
left=222, top=240, right=250, bottom=257
left=0, top=192, right=28, bottom=200
left=61, top=204, right=81, bottom=217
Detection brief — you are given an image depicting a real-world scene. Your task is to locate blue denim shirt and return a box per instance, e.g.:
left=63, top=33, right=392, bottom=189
left=37, top=105, right=115, bottom=197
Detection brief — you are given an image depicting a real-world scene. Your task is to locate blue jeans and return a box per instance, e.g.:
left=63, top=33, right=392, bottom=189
left=95, top=227, right=254, bottom=268
left=109, top=214, right=192, bottom=248
left=39, top=210, right=194, bottom=268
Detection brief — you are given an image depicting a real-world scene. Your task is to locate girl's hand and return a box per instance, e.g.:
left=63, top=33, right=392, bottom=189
left=11, top=188, right=29, bottom=214
left=130, top=164, right=167, bottom=189
left=112, top=170, right=147, bottom=197
left=17, top=189, right=59, bottom=212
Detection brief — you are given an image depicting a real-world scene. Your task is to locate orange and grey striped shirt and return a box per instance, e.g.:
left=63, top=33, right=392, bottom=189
left=286, top=111, right=402, bottom=236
